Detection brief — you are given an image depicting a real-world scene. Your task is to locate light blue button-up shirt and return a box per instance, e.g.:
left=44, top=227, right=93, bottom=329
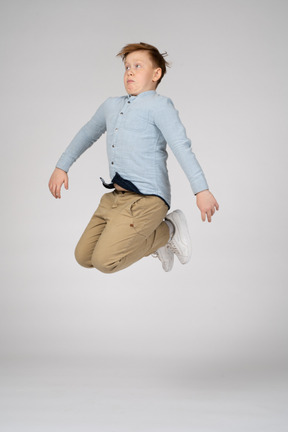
left=56, top=90, right=209, bottom=207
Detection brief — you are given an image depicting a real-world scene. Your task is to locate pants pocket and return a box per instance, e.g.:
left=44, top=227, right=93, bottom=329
left=128, top=196, right=168, bottom=238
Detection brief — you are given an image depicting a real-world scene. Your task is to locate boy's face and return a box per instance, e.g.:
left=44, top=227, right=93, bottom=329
left=123, top=50, right=161, bottom=96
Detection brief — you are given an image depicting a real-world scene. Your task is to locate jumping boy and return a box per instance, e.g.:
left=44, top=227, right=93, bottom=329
left=48, top=42, right=219, bottom=273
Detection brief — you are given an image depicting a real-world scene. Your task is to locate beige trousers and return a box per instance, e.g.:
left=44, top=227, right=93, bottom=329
left=75, top=190, right=169, bottom=273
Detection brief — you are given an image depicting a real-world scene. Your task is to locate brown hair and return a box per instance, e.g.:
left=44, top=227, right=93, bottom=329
left=116, top=42, right=170, bottom=87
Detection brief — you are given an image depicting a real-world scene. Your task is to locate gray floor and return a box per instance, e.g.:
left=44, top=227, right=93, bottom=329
left=1, top=359, right=287, bottom=432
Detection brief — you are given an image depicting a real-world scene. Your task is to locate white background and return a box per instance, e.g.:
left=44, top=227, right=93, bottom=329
left=0, top=0, right=287, bottom=430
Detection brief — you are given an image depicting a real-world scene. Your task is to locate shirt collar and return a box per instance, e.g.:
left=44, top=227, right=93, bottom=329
left=127, top=90, right=156, bottom=101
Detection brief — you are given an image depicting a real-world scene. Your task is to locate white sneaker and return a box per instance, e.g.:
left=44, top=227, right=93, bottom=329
left=153, top=244, right=174, bottom=272
left=165, top=210, right=192, bottom=264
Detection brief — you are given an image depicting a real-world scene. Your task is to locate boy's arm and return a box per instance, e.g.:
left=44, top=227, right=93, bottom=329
left=49, top=100, right=107, bottom=198
left=56, top=100, right=107, bottom=173
left=154, top=98, right=219, bottom=222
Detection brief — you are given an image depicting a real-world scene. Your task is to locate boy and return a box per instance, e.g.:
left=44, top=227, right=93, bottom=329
left=48, top=42, right=219, bottom=273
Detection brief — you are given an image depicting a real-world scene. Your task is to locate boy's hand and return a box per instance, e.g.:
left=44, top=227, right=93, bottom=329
left=196, top=190, right=219, bottom=222
left=48, top=168, right=69, bottom=199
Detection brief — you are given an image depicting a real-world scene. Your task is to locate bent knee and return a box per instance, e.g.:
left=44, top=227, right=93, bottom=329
left=74, top=245, right=93, bottom=268
left=91, top=253, right=120, bottom=274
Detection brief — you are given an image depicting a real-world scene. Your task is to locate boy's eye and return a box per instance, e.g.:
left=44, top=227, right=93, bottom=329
left=125, top=64, right=142, bottom=71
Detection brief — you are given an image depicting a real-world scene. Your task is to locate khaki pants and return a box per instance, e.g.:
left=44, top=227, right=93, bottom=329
left=75, top=190, right=169, bottom=273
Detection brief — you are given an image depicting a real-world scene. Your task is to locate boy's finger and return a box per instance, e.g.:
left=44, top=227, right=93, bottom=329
left=51, top=185, right=57, bottom=198
left=207, top=210, right=212, bottom=222
left=56, top=185, right=61, bottom=199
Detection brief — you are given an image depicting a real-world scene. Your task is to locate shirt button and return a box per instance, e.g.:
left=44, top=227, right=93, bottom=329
left=115, top=128, right=118, bottom=131
left=111, top=161, right=114, bottom=165
left=120, top=112, right=123, bottom=115
left=128, top=101, right=130, bottom=104
left=112, top=145, right=115, bottom=148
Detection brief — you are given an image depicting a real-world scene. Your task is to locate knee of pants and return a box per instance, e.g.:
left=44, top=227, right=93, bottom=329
left=74, top=244, right=93, bottom=269
left=91, top=252, right=119, bottom=274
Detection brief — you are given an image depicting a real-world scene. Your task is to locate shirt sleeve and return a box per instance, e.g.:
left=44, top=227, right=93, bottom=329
left=56, top=99, right=108, bottom=172
left=153, top=97, right=209, bottom=195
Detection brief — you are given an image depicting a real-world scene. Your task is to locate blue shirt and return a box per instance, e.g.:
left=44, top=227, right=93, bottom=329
left=56, top=90, right=209, bottom=207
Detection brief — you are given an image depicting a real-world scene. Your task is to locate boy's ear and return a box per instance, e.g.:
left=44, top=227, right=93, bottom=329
left=153, top=67, right=162, bottom=83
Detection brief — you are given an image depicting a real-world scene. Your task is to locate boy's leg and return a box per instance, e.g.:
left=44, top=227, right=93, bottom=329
left=74, top=192, right=115, bottom=268
left=90, top=192, right=169, bottom=273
